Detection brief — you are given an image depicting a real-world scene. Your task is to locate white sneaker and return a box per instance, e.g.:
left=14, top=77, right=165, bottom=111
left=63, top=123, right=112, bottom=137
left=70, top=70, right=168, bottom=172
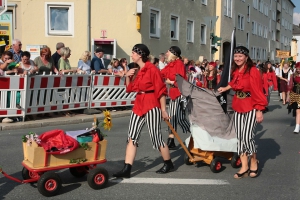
left=2, top=118, right=13, bottom=123
left=293, top=124, right=300, bottom=133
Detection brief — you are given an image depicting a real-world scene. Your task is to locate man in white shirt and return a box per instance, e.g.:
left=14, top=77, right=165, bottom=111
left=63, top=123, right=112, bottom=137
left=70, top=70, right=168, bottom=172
left=158, top=53, right=166, bottom=70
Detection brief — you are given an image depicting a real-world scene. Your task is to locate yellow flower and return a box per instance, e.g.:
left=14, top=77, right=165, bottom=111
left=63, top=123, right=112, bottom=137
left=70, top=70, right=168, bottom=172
left=103, top=110, right=111, bottom=118
left=103, top=119, right=112, bottom=130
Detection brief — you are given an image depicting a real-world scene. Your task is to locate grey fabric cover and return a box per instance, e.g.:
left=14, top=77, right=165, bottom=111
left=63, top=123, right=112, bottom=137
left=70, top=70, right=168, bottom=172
left=176, top=75, right=237, bottom=152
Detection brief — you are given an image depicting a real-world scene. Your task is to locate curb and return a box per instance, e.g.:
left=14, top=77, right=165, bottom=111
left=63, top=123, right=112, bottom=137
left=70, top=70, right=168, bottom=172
left=0, top=111, right=132, bottom=131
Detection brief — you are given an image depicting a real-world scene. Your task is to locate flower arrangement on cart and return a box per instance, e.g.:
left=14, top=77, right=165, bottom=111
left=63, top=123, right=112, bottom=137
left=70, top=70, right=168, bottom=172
left=0, top=111, right=112, bottom=197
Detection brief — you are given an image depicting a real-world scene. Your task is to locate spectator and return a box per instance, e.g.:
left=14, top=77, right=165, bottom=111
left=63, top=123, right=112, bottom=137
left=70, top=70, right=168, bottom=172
left=52, top=42, right=65, bottom=70
left=119, top=58, right=129, bottom=73
left=91, top=48, right=108, bottom=74
left=0, top=51, right=20, bottom=123
left=152, top=57, right=159, bottom=68
left=107, top=58, right=124, bottom=77
left=0, top=51, right=16, bottom=75
left=77, top=51, right=91, bottom=74
left=158, top=53, right=166, bottom=70
left=18, top=51, right=38, bottom=75
left=34, top=47, right=59, bottom=74
left=58, top=47, right=76, bottom=74
left=215, top=59, right=219, bottom=69
left=8, top=39, right=23, bottom=63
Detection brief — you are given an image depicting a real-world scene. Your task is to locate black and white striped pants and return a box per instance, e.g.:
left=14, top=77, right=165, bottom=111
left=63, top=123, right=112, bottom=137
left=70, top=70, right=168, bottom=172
left=127, top=107, right=165, bottom=149
left=233, top=109, right=257, bottom=155
left=168, top=96, right=190, bottom=134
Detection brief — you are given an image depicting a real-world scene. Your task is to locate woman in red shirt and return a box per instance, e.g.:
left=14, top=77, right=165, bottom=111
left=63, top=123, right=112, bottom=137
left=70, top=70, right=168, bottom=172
left=288, top=62, right=300, bottom=133
left=218, top=46, right=267, bottom=179
left=113, top=44, right=173, bottom=178
left=264, top=61, right=278, bottom=111
left=203, top=62, right=221, bottom=90
left=161, top=46, right=190, bottom=149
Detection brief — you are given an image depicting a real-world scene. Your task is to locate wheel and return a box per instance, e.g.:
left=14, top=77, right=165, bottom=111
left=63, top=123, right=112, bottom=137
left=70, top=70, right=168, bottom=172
left=231, top=153, right=242, bottom=168
left=37, top=172, right=62, bottom=197
left=184, top=153, right=193, bottom=165
left=69, top=166, right=88, bottom=178
left=87, top=167, right=108, bottom=190
left=22, top=167, right=40, bottom=181
left=210, top=158, right=222, bottom=173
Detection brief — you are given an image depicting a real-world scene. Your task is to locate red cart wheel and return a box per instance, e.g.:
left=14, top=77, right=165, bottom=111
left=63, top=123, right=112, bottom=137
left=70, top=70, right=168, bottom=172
left=231, top=153, right=242, bottom=168
left=210, top=158, right=222, bottom=173
left=22, top=167, right=40, bottom=181
left=87, top=167, right=108, bottom=190
left=37, top=172, right=62, bottom=197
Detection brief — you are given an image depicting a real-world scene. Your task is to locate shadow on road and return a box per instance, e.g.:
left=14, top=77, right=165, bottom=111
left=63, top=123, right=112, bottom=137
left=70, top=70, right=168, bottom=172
left=267, top=104, right=282, bottom=112
left=255, top=130, right=281, bottom=173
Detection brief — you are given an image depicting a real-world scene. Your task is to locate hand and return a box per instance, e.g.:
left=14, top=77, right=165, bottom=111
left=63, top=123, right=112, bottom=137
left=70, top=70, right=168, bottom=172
left=166, top=78, right=174, bottom=85
left=218, top=87, right=226, bottom=93
left=12, top=68, right=18, bottom=73
left=126, top=68, right=138, bottom=77
left=5, top=59, right=13, bottom=64
left=285, top=79, right=288, bottom=82
left=256, top=110, right=263, bottom=123
left=161, top=110, right=170, bottom=120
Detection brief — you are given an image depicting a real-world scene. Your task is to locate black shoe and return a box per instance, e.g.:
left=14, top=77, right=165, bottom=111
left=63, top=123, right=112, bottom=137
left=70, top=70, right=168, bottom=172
left=279, top=99, right=283, bottom=101
left=167, top=138, right=176, bottom=149
left=113, top=163, right=132, bottom=178
left=156, top=159, right=174, bottom=174
left=16, top=104, right=21, bottom=109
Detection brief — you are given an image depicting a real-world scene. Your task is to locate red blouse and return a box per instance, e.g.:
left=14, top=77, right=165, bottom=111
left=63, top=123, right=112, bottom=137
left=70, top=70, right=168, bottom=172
left=228, top=66, right=267, bottom=113
left=126, top=61, right=167, bottom=116
left=266, top=71, right=278, bottom=91
left=161, top=59, right=187, bottom=100
left=203, top=74, right=221, bottom=89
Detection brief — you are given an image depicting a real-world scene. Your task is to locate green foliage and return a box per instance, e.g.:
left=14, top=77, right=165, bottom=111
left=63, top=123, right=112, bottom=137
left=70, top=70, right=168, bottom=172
left=79, top=143, right=90, bottom=150
left=69, top=158, right=87, bottom=164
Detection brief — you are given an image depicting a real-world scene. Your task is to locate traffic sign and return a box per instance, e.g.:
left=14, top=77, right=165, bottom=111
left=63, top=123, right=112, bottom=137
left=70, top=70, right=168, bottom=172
left=0, top=0, right=7, bottom=16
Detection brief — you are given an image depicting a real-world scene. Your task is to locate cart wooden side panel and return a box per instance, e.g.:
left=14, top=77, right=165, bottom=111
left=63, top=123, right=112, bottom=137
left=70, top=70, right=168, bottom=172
left=22, top=140, right=107, bottom=168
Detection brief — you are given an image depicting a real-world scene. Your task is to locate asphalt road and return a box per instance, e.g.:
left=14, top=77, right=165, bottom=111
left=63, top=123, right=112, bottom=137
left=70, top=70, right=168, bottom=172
left=0, top=92, right=299, bottom=200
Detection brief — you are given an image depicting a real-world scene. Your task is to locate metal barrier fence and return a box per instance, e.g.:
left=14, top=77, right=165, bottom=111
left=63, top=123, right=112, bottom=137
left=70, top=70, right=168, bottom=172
left=0, top=74, right=136, bottom=121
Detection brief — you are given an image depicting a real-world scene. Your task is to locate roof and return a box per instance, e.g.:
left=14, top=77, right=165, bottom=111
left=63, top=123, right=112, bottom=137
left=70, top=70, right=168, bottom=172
left=289, top=0, right=296, bottom=8
left=293, top=24, right=300, bottom=35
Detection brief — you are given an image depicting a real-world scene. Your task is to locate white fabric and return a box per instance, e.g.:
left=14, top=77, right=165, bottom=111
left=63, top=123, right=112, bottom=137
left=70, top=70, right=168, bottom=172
left=158, top=61, right=166, bottom=70
left=185, top=124, right=237, bottom=152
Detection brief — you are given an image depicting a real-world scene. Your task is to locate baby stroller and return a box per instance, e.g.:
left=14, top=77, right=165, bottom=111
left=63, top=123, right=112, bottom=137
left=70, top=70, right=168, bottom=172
left=166, top=75, right=241, bottom=173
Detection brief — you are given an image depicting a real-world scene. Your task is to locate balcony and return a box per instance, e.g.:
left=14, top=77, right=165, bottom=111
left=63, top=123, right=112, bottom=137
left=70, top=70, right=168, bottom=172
left=277, top=3, right=281, bottom=12
left=276, top=23, right=281, bottom=31
left=276, top=41, right=280, bottom=49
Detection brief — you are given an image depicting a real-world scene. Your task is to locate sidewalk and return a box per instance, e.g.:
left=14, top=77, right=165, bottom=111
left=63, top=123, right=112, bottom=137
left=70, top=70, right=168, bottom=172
left=0, top=110, right=132, bottom=131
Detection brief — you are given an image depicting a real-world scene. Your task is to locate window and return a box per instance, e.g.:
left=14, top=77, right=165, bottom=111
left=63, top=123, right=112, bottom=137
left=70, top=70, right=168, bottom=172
left=187, top=20, right=194, bottom=43
left=201, top=0, right=207, bottom=5
left=252, top=21, right=257, bottom=35
left=246, top=33, right=249, bottom=49
left=224, top=0, right=232, bottom=17
left=247, top=5, right=250, bottom=22
left=253, top=0, right=258, bottom=9
left=251, top=47, right=257, bottom=59
left=170, top=15, right=179, bottom=40
left=238, top=14, right=244, bottom=30
left=200, top=24, right=206, bottom=44
left=45, top=3, right=74, bottom=36
left=272, top=11, right=276, bottom=21
left=264, top=4, right=268, bottom=16
left=264, top=26, right=268, bottom=38
left=150, top=9, right=161, bottom=38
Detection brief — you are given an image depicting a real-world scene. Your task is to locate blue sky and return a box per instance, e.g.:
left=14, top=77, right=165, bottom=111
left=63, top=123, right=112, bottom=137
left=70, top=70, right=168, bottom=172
left=293, top=0, right=300, bottom=25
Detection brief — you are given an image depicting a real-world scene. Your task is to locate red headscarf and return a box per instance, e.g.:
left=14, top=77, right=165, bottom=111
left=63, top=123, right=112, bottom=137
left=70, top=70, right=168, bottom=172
left=208, top=62, right=216, bottom=68
left=295, top=62, right=300, bottom=69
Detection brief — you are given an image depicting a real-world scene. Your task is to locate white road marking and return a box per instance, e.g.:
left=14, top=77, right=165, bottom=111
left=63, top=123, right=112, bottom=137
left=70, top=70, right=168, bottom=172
left=110, top=178, right=229, bottom=185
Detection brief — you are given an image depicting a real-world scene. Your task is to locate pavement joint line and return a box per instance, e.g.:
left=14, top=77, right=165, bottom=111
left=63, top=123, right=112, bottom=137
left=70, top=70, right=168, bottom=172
left=109, top=177, right=230, bottom=185
left=0, top=111, right=132, bottom=131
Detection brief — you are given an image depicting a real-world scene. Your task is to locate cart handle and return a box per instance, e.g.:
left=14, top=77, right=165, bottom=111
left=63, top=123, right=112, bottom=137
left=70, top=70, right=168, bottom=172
left=1, top=169, right=22, bottom=183
left=164, top=120, right=196, bottom=164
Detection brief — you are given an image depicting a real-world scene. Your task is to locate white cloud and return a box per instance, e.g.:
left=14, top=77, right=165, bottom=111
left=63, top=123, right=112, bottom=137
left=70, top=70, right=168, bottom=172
left=293, top=12, right=300, bottom=25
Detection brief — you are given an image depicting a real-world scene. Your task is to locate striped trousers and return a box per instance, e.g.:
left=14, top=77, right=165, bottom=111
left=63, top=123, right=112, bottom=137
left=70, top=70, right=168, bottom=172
left=127, top=107, right=165, bottom=149
left=233, top=109, right=257, bottom=155
left=267, top=85, right=273, bottom=104
left=168, top=96, right=190, bottom=134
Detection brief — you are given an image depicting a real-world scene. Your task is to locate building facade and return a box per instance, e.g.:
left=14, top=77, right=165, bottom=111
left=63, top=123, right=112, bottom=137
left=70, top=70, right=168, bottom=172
left=215, top=0, right=295, bottom=64
left=1, top=0, right=217, bottom=67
